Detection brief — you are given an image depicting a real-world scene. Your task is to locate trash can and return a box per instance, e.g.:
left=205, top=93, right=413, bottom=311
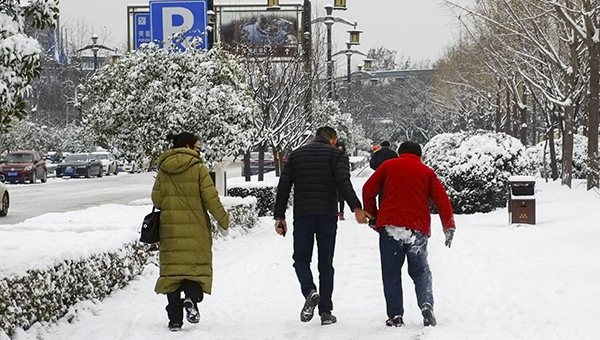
left=508, top=176, right=536, bottom=225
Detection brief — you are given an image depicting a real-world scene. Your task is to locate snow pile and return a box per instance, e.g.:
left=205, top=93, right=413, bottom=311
left=423, top=131, right=530, bottom=214
left=524, top=135, right=596, bottom=179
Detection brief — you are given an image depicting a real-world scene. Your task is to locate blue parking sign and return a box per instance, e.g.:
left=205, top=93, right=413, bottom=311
left=133, top=12, right=151, bottom=49
left=150, top=0, right=208, bottom=51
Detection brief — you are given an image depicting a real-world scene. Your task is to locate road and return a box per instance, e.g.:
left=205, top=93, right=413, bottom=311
left=0, top=172, right=156, bottom=225
left=0, top=162, right=245, bottom=226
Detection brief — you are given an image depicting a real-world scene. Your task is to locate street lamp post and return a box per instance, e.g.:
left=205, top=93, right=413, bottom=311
left=77, top=34, right=116, bottom=72
left=313, top=4, right=358, bottom=99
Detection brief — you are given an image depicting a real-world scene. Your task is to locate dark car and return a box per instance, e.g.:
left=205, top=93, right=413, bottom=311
left=248, top=152, right=275, bottom=175
left=0, top=151, right=47, bottom=184
left=55, top=153, right=103, bottom=178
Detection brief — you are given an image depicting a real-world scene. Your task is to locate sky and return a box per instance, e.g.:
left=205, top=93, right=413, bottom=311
left=58, top=0, right=472, bottom=67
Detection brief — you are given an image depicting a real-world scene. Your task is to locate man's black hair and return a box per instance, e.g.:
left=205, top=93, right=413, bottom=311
left=167, top=132, right=199, bottom=149
left=381, top=141, right=391, bottom=147
left=398, top=141, right=422, bottom=157
left=316, top=126, right=338, bottom=140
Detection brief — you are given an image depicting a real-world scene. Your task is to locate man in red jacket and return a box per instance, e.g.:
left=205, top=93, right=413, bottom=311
left=363, top=141, right=456, bottom=328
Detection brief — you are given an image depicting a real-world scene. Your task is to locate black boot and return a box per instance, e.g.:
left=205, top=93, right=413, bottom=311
left=166, top=293, right=184, bottom=331
left=421, top=303, right=437, bottom=327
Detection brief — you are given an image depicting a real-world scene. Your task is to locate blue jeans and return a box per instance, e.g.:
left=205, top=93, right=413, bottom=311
left=293, top=215, right=338, bottom=314
left=379, top=227, right=433, bottom=318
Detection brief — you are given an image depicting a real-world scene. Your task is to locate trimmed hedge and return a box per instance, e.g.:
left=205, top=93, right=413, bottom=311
left=0, top=242, right=154, bottom=338
left=228, top=186, right=277, bottom=217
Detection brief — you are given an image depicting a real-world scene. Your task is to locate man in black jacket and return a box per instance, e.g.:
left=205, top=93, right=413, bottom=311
left=369, top=141, right=398, bottom=170
left=274, top=126, right=368, bottom=326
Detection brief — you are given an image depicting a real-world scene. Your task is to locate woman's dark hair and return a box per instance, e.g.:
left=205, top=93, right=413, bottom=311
left=335, top=140, right=346, bottom=153
left=167, top=132, right=199, bottom=149
left=398, top=141, right=422, bottom=157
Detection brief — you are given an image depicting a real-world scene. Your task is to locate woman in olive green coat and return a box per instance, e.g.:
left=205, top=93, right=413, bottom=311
left=152, top=132, right=229, bottom=332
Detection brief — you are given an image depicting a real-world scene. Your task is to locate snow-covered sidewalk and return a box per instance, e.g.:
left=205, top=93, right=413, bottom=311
left=8, top=177, right=600, bottom=340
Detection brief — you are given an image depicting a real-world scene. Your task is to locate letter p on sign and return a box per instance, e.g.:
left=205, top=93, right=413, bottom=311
left=150, top=0, right=208, bottom=51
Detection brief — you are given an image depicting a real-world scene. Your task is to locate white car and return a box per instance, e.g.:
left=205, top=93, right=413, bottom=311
left=0, top=176, right=9, bottom=216
left=91, top=152, right=118, bottom=176
left=121, top=161, right=139, bottom=174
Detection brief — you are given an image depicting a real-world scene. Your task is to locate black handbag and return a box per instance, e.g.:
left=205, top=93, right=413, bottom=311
left=140, top=207, right=160, bottom=244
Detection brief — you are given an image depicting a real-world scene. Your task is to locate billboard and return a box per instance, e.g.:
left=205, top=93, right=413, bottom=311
left=219, top=7, right=301, bottom=58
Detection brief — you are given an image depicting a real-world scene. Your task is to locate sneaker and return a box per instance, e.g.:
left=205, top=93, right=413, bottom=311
left=385, top=315, right=404, bottom=327
left=300, top=290, right=320, bottom=322
left=320, top=312, right=337, bottom=325
left=421, top=303, right=436, bottom=327
left=183, top=297, right=200, bottom=324
left=168, top=321, right=182, bottom=332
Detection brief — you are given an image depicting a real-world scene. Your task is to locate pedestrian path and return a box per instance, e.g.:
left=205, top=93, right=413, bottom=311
left=12, top=179, right=600, bottom=340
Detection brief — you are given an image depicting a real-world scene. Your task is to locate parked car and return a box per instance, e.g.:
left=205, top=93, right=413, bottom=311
left=0, top=151, right=47, bottom=184
left=91, top=151, right=118, bottom=176
left=44, top=151, right=70, bottom=177
left=120, top=160, right=139, bottom=174
left=243, top=152, right=276, bottom=175
left=0, top=176, right=9, bottom=216
left=55, top=153, right=103, bottom=178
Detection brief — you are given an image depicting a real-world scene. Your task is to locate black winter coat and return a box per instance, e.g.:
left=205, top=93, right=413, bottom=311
left=274, top=136, right=362, bottom=218
left=369, top=147, right=398, bottom=170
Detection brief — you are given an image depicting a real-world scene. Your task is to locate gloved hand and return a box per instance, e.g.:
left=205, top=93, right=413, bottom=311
left=444, top=228, right=455, bottom=248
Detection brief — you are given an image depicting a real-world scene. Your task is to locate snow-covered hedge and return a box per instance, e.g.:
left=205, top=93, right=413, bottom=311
left=213, top=196, right=259, bottom=236
left=524, top=135, right=596, bottom=179
left=423, top=131, right=530, bottom=214
left=0, top=241, right=152, bottom=338
left=228, top=186, right=276, bottom=217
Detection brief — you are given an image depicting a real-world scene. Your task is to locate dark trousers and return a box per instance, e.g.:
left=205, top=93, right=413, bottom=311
left=379, top=228, right=433, bottom=318
left=166, top=280, right=204, bottom=323
left=293, top=215, right=338, bottom=314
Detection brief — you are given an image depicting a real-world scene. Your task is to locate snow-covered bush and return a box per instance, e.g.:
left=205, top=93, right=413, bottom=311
left=524, top=135, right=595, bottom=179
left=212, top=196, right=259, bottom=237
left=423, top=130, right=531, bottom=214
left=0, top=121, right=96, bottom=153
left=78, top=44, right=259, bottom=169
left=0, top=241, right=152, bottom=338
left=0, top=0, right=59, bottom=129
left=228, top=186, right=277, bottom=217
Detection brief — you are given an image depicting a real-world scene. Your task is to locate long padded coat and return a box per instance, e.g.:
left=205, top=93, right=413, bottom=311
left=152, top=148, right=229, bottom=295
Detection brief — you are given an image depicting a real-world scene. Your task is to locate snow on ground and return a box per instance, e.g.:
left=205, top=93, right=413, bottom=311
left=6, top=173, right=600, bottom=340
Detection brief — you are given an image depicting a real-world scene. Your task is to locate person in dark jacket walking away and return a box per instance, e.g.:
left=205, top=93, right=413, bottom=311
left=274, top=126, right=369, bottom=326
left=363, top=141, right=455, bottom=328
left=369, top=141, right=398, bottom=170
left=152, top=132, right=229, bottom=332
left=335, top=141, right=348, bottom=221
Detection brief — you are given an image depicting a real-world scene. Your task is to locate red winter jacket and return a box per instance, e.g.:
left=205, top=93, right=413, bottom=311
left=362, top=153, right=455, bottom=237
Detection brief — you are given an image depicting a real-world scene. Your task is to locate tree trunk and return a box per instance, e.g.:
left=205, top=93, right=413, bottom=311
left=548, top=113, right=559, bottom=181
left=274, top=146, right=283, bottom=177
left=495, top=79, right=502, bottom=132
left=520, top=86, right=528, bottom=146
left=258, top=143, right=265, bottom=182
left=562, top=104, right=574, bottom=188
left=587, top=43, right=600, bottom=189
left=505, top=86, right=512, bottom=135
left=243, top=151, right=251, bottom=182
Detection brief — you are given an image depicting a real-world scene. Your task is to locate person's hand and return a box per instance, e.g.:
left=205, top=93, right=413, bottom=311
left=444, top=228, right=455, bottom=248
left=274, top=219, right=288, bottom=237
left=354, top=208, right=368, bottom=224
left=368, top=217, right=377, bottom=231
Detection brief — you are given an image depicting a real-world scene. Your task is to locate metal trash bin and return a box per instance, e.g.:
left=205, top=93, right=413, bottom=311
left=508, top=176, right=536, bottom=225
